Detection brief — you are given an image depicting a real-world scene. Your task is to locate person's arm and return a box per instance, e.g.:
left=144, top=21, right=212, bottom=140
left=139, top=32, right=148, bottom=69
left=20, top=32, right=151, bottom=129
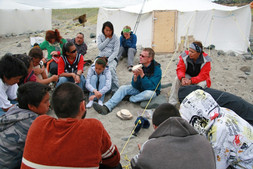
left=98, top=68, right=112, bottom=95
left=126, top=33, right=137, bottom=49
left=74, top=55, right=84, bottom=83
left=191, top=62, right=211, bottom=85
left=36, top=75, right=58, bottom=85
left=85, top=66, right=96, bottom=92
left=97, top=34, right=110, bottom=51
left=135, top=66, right=162, bottom=91
left=176, top=54, right=186, bottom=81
left=0, top=83, right=18, bottom=112
left=100, top=125, right=120, bottom=167
left=108, top=35, right=120, bottom=63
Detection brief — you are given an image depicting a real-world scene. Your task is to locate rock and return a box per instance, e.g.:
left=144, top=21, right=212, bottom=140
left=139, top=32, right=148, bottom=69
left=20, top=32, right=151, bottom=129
left=238, top=75, right=247, bottom=80
left=227, top=51, right=236, bottom=57
left=16, top=43, right=21, bottom=47
left=217, top=50, right=225, bottom=56
left=90, top=33, right=96, bottom=38
left=204, top=44, right=215, bottom=50
left=243, top=53, right=253, bottom=60
left=240, top=66, right=251, bottom=73
left=245, top=72, right=250, bottom=75
left=140, top=95, right=168, bottom=109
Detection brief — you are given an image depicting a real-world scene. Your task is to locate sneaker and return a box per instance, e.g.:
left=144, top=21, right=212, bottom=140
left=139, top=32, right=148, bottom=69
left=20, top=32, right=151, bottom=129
left=93, top=102, right=109, bottom=115
left=98, top=100, right=103, bottom=106
left=128, top=66, right=133, bottom=72
left=86, top=101, right=93, bottom=108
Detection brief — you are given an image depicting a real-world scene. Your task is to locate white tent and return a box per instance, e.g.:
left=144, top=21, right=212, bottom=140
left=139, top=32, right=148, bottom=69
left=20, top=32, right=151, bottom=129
left=97, top=0, right=251, bottom=54
left=0, top=0, right=51, bottom=36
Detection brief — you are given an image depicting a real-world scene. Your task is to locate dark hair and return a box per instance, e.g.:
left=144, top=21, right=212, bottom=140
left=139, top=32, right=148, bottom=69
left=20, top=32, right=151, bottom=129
left=143, top=48, right=155, bottom=59
left=102, top=21, right=114, bottom=35
left=95, top=57, right=108, bottom=67
left=62, top=41, right=74, bottom=57
left=52, top=82, right=84, bottom=118
left=14, top=54, right=32, bottom=69
left=0, top=53, right=28, bottom=79
left=17, top=82, right=51, bottom=110
left=152, top=103, right=180, bottom=126
left=77, top=32, right=84, bottom=37
left=45, top=29, right=63, bottom=44
left=29, top=47, right=43, bottom=60
left=193, top=41, right=204, bottom=53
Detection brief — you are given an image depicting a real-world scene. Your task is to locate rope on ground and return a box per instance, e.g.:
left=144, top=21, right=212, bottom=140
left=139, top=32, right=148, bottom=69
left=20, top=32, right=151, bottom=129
left=121, top=49, right=178, bottom=168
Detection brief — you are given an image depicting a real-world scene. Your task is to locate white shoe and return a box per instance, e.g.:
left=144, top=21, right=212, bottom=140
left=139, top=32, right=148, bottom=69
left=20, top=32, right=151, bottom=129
left=86, top=101, right=93, bottom=108
left=98, top=100, right=103, bottom=106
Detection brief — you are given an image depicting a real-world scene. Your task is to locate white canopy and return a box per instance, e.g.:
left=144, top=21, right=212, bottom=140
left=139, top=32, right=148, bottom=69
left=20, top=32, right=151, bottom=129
left=97, top=0, right=251, bottom=53
left=0, top=0, right=51, bottom=35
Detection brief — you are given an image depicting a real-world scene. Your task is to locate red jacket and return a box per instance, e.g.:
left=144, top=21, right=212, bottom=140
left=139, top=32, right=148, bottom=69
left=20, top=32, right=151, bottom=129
left=176, top=51, right=211, bottom=87
left=21, top=115, right=120, bottom=168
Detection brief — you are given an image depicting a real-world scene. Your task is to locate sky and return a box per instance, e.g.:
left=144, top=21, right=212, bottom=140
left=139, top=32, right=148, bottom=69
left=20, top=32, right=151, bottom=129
left=8, top=0, right=144, bottom=9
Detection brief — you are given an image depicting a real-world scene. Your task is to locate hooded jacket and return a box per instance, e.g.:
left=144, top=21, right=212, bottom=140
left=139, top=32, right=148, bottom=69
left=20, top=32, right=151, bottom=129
left=131, top=117, right=216, bottom=169
left=180, top=89, right=253, bottom=169
left=0, top=105, right=38, bottom=169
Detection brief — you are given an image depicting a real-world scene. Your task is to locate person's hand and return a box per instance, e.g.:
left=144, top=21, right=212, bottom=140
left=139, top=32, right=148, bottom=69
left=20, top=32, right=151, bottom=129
left=133, top=68, right=144, bottom=78
left=33, top=67, right=44, bottom=75
left=94, top=90, right=102, bottom=99
left=50, top=51, right=58, bottom=56
left=89, top=95, right=96, bottom=101
left=181, top=78, right=191, bottom=86
left=75, top=75, right=80, bottom=84
left=51, top=75, right=59, bottom=82
left=124, top=33, right=130, bottom=39
left=138, top=144, right=141, bottom=150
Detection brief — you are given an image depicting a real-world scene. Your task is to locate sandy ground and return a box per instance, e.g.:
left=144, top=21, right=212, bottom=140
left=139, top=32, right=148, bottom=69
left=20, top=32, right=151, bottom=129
left=0, top=17, right=253, bottom=167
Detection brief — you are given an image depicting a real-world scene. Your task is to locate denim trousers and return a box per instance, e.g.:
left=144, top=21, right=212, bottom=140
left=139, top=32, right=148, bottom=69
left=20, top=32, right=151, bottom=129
left=89, top=74, right=106, bottom=102
left=108, top=60, right=119, bottom=92
left=56, top=75, right=86, bottom=90
left=0, top=100, right=18, bottom=116
left=105, top=85, right=157, bottom=111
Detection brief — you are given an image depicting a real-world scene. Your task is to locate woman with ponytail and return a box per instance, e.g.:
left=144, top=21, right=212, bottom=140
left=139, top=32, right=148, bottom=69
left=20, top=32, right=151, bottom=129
left=85, top=57, right=111, bottom=108
left=40, top=29, right=67, bottom=75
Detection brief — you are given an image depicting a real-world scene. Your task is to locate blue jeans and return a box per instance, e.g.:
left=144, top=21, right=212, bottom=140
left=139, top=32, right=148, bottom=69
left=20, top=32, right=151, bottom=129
left=56, top=75, right=86, bottom=90
left=89, top=74, right=106, bottom=102
left=105, top=85, right=157, bottom=111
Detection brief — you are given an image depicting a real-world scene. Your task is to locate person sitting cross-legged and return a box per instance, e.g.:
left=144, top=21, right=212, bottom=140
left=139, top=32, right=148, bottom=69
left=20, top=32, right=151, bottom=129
left=93, top=48, right=161, bottom=115
left=21, top=82, right=122, bottom=169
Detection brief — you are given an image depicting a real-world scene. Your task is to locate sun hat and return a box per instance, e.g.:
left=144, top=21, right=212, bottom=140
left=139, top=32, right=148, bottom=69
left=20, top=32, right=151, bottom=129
left=116, top=109, right=133, bottom=120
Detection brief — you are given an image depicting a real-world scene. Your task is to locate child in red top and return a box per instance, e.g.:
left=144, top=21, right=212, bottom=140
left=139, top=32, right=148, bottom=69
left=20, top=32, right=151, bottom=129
left=56, top=42, right=86, bottom=90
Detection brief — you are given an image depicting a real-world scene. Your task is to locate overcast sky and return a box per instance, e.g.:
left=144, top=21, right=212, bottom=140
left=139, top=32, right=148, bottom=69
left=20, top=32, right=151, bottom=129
left=10, top=0, right=144, bottom=8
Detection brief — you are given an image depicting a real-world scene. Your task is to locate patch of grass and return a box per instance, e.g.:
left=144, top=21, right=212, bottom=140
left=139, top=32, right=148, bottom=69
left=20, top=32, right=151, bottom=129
left=52, top=8, right=98, bottom=23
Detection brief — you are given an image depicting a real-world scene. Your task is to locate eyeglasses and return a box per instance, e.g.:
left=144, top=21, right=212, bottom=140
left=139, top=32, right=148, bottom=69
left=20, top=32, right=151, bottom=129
left=70, top=49, right=77, bottom=53
left=140, top=54, right=148, bottom=58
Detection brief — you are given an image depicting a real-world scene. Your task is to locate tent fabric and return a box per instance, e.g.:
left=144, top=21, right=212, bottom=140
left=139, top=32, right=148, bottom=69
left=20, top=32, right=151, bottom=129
left=97, top=0, right=251, bottom=54
left=0, top=0, right=51, bottom=35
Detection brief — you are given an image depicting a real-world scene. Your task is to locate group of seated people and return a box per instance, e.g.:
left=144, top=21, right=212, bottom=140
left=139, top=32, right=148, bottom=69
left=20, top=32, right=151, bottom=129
left=0, top=20, right=252, bottom=169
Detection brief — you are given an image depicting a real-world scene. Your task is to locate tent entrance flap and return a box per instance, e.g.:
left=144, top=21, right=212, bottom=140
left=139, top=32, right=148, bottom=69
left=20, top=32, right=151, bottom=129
left=152, top=10, right=177, bottom=53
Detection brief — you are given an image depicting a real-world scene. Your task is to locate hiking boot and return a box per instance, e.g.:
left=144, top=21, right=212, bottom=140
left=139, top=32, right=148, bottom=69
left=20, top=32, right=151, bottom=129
left=93, top=102, right=109, bottom=115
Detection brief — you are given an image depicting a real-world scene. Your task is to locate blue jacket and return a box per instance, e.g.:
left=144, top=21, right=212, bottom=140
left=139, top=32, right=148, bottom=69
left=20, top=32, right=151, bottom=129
left=131, top=60, right=162, bottom=95
left=120, top=32, right=137, bottom=49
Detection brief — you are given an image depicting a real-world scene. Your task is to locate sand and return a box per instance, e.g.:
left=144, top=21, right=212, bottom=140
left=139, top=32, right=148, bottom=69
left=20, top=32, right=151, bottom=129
left=0, top=16, right=252, bottom=167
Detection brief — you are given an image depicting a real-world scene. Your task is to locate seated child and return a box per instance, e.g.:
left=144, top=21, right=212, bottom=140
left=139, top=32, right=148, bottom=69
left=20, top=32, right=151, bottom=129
left=29, top=47, right=59, bottom=84
left=14, top=54, right=36, bottom=85
left=85, top=57, right=111, bottom=108
left=0, top=54, right=27, bottom=115
left=56, top=41, right=86, bottom=90
left=0, top=82, right=51, bottom=168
